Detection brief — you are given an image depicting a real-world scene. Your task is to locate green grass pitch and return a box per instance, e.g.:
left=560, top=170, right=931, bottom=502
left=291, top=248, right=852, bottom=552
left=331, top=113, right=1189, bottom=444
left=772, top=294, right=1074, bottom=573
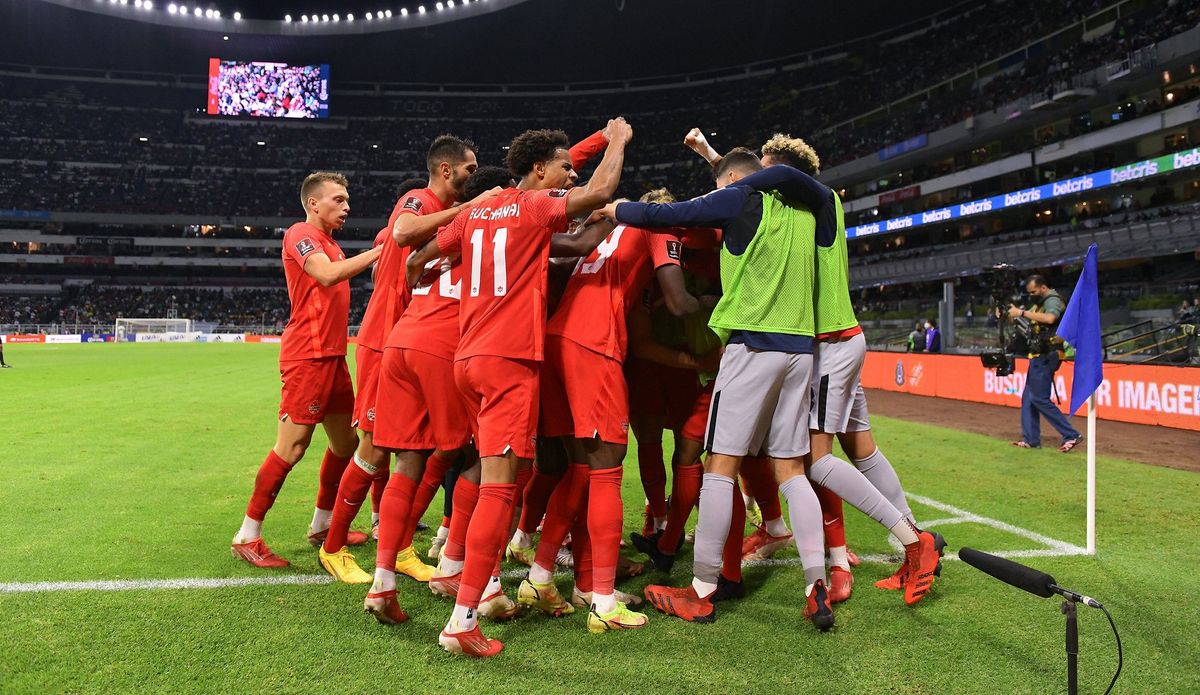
left=1, top=343, right=1198, bottom=693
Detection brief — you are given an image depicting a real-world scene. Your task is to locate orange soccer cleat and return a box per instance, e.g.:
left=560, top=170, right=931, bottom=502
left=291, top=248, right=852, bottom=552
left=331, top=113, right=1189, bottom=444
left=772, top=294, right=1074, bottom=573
left=643, top=584, right=716, bottom=624
left=231, top=538, right=289, bottom=568
left=902, top=531, right=942, bottom=606
left=829, top=566, right=853, bottom=603
left=439, top=623, right=504, bottom=658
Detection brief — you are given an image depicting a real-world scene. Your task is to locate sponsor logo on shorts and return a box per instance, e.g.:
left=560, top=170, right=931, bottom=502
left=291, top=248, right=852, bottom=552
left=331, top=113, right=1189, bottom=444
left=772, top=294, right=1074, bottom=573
left=295, top=238, right=317, bottom=257
left=308, top=401, right=322, bottom=415
left=894, top=360, right=904, bottom=386
left=402, top=196, right=423, bottom=213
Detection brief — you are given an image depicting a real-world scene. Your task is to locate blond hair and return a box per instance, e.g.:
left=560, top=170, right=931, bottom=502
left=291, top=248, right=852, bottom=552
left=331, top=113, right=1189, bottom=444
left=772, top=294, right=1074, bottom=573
left=300, top=171, right=349, bottom=209
left=639, top=188, right=676, bottom=204
left=761, top=133, right=820, bottom=175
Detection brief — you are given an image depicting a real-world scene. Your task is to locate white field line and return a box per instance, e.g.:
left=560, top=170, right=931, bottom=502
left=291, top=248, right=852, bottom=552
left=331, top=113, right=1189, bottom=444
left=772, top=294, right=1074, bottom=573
left=0, top=493, right=1088, bottom=594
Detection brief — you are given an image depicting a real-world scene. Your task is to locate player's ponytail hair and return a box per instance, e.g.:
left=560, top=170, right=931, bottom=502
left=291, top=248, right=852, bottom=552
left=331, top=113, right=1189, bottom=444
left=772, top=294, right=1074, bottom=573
left=506, top=129, right=571, bottom=177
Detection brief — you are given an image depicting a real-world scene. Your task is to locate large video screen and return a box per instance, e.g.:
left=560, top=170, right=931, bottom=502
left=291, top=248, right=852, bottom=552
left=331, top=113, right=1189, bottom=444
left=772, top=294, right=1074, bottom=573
left=207, top=59, right=330, bottom=118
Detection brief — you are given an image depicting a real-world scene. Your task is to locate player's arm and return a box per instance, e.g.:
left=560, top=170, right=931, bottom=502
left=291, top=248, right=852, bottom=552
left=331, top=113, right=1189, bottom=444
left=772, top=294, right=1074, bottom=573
left=570, top=128, right=609, bottom=170
left=684, top=127, right=722, bottom=166
left=736, top=164, right=831, bottom=212
left=627, top=307, right=721, bottom=372
left=550, top=217, right=615, bottom=258
left=604, top=186, right=745, bottom=230
left=392, top=186, right=502, bottom=248
left=303, top=245, right=382, bottom=288
left=564, top=118, right=633, bottom=218
left=406, top=218, right=464, bottom=287
left=654, top=265, right=706, bottom=317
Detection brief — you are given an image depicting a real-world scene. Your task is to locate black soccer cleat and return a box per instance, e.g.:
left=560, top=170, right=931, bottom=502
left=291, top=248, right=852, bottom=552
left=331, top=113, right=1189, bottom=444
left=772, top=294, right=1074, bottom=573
left=804, top=579, right=836, bottom=632
left=630, top=532, right=677, bottom=573
left=711, top=574, right=746, bottom=603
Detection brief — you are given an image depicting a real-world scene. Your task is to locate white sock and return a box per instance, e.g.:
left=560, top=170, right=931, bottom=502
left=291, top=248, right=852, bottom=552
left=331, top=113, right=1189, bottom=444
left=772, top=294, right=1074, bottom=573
left=529, top=561, right=554, bottom=584
left=448, top=603, right=477, bottom=632
left=591, top=591, right=616, bottom=614
left=744, top=493, right=757, bottom=511
left=372, top=569, right=396, bottom=593
left=310, top=508, right=332, bottom=531
left=653, top=516, right=667, bottom=531
left=235, top=516, right=262, bottom=543
left=371, top=512, right=380, bottom=525
left=691, top=577, right=717, bottom=598
left=486, top=574, right=502, bottom=595
left=829, top=545, right=850, bottom=570
left=438, top=556, right=464, bottom=577
left=511, top=529, right=533, bottom=548
left=435, top=525, right=449, bottom=541
left=889, top=518, right=919, bottom=546
left=764, top=516, right=789, bottom=537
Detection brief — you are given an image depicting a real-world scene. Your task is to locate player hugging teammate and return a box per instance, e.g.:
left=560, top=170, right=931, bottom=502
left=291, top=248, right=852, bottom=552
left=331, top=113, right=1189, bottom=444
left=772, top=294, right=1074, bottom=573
left=231, top=120, right=948, bottom=657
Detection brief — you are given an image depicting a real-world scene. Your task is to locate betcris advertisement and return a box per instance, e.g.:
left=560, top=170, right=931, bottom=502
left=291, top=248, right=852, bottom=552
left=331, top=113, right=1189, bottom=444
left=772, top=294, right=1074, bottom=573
left=847, top=147, right=1200, bottom=239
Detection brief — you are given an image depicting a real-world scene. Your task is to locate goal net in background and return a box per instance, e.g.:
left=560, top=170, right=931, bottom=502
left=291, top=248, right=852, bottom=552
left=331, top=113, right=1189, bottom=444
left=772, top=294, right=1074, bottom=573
left=114, top=318, right=193, bottom=341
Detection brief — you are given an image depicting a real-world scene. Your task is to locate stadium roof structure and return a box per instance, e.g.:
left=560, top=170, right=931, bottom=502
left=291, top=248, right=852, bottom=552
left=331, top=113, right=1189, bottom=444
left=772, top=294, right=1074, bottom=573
left=9, top=0, right=955, bottom=84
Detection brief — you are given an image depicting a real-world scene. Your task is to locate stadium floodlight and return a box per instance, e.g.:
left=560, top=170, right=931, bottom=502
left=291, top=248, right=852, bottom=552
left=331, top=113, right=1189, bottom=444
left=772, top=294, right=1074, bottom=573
left=145, top=0, right=152, bottom=8
left=384, top=9, right=392, bottom=17
left=301, top=14, right=308, bottom=21
left=321, top=14, right=329, bottom=21
left=418, top=4, right=425, bottom=13
left=138, top=136, right=149, bottom=142
left=134, top=0, right=142, bottom=8
left=365, top=11, right=372, bottom=19
left=399, top=7, right=407, bottom=15
left=284, top=14, right=291, bottom=21
left=332, top=13, right=339, bottom=21
left=256, top=140, right=266, bottom=146
left=213, top=9, right=220, bottom=18
left=194, top=7, right=202, bottom=17
left=448, top=0, right=454, bottom=7
left=203, top=8, right=211, bottom=17
left=347, top=13, right=353, bottom=20
left=233, top=11, right=241, bottom=20
left=436, top=2, right=444, bottom=10
left=167, top=2, right=176, bottom=13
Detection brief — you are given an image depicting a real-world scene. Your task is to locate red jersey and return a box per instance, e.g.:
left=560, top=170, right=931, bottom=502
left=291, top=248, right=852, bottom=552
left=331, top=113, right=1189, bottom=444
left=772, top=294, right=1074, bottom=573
left=356, top=188, right=448, bottom=350
left=386, top=249, right=463, bottom=360
left=279, top=222, right=350, bottom=362
left=548, top=224, right=682, bottom=362
left=436, top=187, right=570, bottom=362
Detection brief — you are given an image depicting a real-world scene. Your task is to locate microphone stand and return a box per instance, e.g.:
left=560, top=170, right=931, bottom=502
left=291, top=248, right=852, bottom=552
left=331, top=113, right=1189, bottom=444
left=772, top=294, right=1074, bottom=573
left=1061, top=599, right=1078, bottom=695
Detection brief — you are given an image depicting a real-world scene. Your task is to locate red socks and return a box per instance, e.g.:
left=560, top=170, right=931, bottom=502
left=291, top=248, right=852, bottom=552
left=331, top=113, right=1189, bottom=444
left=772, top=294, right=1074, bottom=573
left=638, top=438, right=667, bottom=519
left=323, top=460, right=377, bottom=553
left=587, top=467, right=623, bottom=597
left=659, top=462, right=702, bottom=554
left=443, top=477, right=479, bottom=563
left=518, top=468, right=564, bottom=534
left=571, top=512, right=593, bottom=594
left=374, top=473, right=418, bottom=572
left=400, top=453, right=454, bottom=549
left=741, top=456, right=782, bottom=522
left=457, top=483, right=516, bottom=609
left=533, top=463, right=589, bottom=570
left=720, top=481, right=747, bottom=583
left=315, top=449, right=353, bottom=511
left=370, top=466, right=390, bottom=514
left=815, top=483, right=846, bottom=548
left=245, top=450, right=296, bottom=521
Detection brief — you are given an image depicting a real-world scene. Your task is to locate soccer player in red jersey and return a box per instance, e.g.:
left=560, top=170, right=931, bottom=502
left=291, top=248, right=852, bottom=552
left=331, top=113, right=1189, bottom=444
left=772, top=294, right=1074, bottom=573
left=516, top=189, right=706, bottom=632
left=231, top=172, right=382, bottom=568
left=363, top=166, right=513, bottom=625
left=412, top=120, right=633, bottom=657
left=317, top=137, right=487, bottom=584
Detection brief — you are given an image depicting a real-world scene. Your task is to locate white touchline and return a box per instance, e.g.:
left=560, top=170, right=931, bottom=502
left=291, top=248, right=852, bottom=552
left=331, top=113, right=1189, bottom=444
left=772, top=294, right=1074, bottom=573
left=0, top=493, right=1089, bottom=594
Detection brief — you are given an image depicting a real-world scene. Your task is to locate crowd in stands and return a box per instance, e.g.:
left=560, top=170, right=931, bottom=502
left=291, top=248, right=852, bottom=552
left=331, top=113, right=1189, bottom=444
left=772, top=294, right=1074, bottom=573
left=0, top=0, right=1194, bottom=220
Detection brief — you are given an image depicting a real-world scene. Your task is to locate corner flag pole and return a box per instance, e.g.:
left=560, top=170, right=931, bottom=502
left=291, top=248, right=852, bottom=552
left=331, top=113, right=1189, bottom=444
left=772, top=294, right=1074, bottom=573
left=1086, top=394, right=1096, bottom=555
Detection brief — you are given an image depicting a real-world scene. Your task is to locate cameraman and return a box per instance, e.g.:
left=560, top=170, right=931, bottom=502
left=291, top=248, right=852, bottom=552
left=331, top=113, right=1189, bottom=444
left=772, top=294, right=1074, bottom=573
left=1008, top=275, right=1081, bottom=452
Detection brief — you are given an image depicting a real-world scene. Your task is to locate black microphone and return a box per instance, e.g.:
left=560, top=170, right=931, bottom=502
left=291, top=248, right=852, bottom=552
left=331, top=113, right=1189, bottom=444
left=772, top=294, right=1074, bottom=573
left=959, top=547, right=1103, bottom=608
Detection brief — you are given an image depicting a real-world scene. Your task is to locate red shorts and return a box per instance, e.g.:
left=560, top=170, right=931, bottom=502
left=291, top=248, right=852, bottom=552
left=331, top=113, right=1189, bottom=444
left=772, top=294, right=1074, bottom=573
left=279, top=356, right=354, bottom=426
left=541, top=336, right=629, bottom=444
left=681, top=381, right=715, bottom=443
left=374, top=347, right=471, bottom=452
left=352, top=344, right=384, bottom=432
left=455, top=355, right=539, bottom=460
left=624, top=356, right=700, bottom=431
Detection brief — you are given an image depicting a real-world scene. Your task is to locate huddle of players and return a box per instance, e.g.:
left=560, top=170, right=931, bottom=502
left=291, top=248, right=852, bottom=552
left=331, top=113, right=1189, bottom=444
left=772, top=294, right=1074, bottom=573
left=229, top=119, right=947, bottom=657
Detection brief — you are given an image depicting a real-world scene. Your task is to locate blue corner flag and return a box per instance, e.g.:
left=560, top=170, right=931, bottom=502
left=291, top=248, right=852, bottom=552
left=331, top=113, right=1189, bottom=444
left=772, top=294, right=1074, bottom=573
left=1057, top=243, right=1104, bottom=415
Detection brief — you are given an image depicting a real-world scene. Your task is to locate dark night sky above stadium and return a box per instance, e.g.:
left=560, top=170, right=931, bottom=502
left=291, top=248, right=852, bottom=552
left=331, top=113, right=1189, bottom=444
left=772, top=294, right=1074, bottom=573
left=4, top=0, right=952, bottom=83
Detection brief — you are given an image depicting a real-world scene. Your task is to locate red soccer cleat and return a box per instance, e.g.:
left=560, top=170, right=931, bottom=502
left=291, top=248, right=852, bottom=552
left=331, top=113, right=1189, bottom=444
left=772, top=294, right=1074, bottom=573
left=741, top=525, right=793, bottom=561
left=829, top=566, right=853, bottom=603
left=643, top=584, right=716, bottom=624
left=364, top=589, right=409, bottom=625
left=231, top=538, right=289, bottom=568
left=429, top=572, right=462, bottom=600
left=847, top=548, right=861, bottom=567
left=439, top=624, right=504, bottom=658
left=902, top=531, right=941, bottom=606
left=306, top=528, right=369, bottom=548
left=804, top=579, right=835, bottom=631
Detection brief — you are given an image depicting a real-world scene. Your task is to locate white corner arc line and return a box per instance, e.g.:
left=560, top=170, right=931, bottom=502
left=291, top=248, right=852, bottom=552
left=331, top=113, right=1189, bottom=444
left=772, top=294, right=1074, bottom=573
left=906, top=492, right=1088, bottom=554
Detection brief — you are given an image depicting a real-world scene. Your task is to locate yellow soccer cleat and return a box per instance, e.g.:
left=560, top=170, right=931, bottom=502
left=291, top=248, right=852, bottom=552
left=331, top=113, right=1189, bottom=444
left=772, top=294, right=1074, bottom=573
left=318, top=546, right=372, bottom=584
left=516, top=578, right=574, bottom=617
left=506, top=542, right=536, bottom=567
left=396, top=545, right=436, bottom=583
left=571, top=586, right=644, bottom=609
left=587, top=601, right=649, bottom=633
